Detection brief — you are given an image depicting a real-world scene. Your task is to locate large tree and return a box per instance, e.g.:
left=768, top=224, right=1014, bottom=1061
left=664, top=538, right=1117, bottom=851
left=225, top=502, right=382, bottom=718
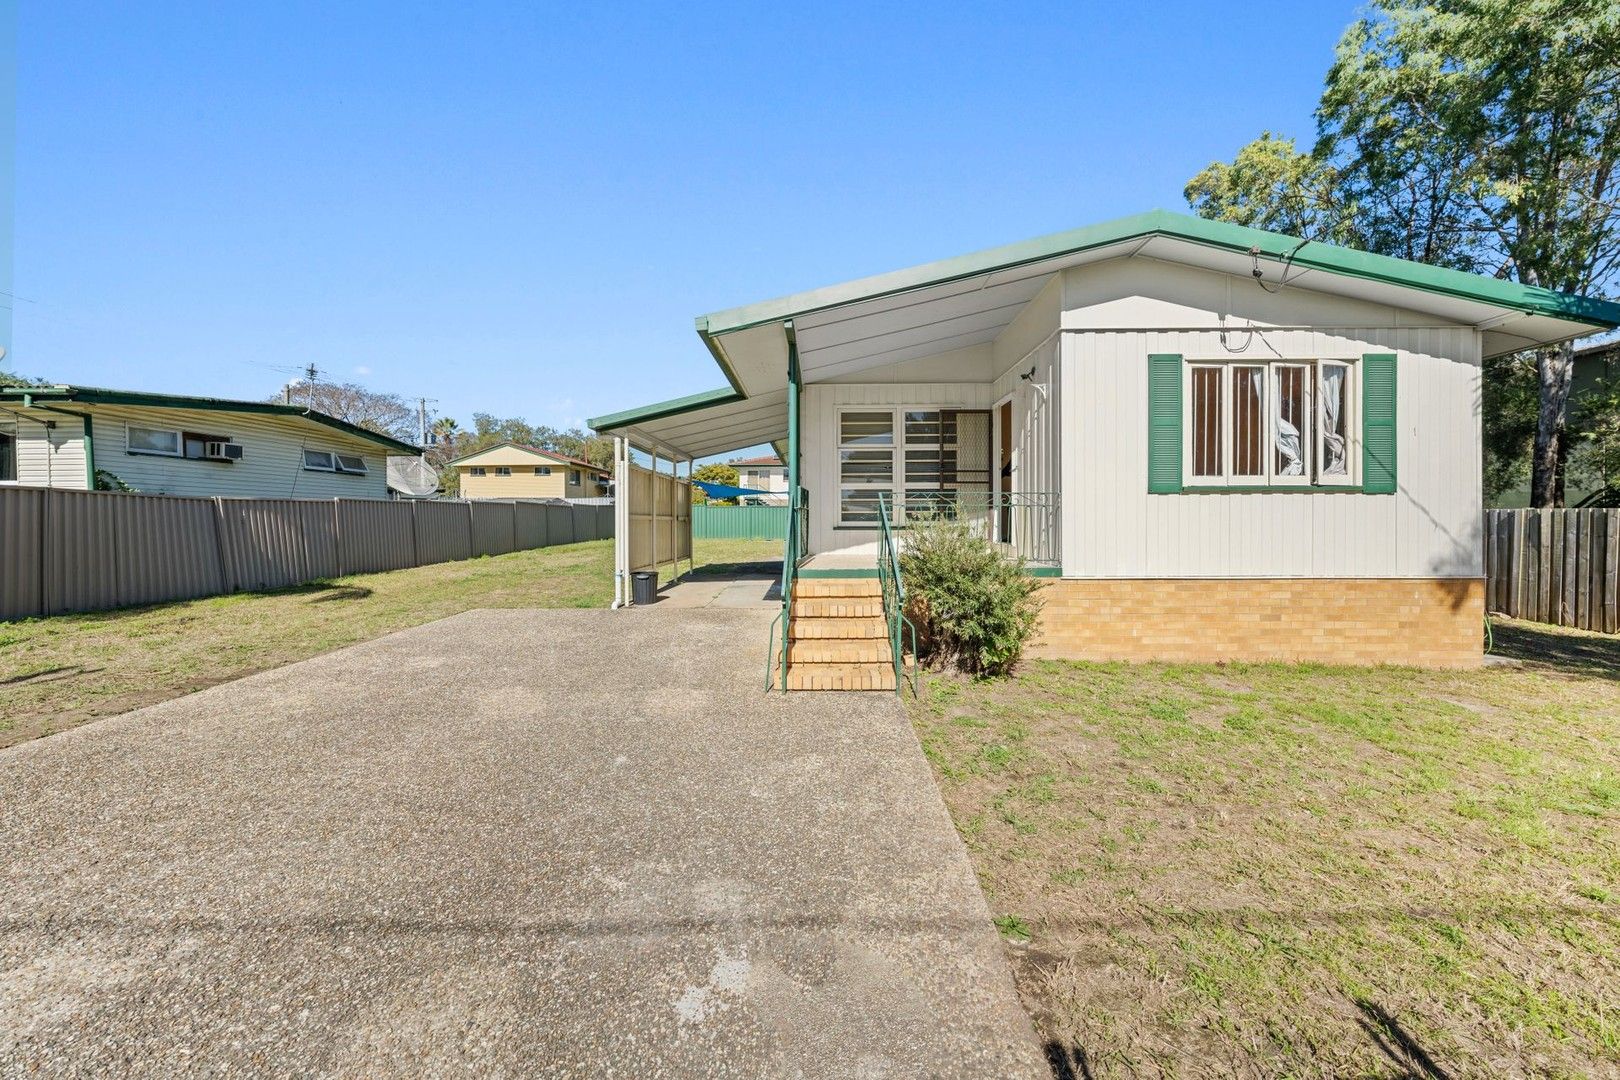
left=275, top=380, right=418, bottom=443
left=1187, top=0, right=1620, bottom=506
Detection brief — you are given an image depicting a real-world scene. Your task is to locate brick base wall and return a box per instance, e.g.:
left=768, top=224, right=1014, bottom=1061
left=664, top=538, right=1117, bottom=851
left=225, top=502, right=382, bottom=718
left=1030, top=578, right=1485, bottom=668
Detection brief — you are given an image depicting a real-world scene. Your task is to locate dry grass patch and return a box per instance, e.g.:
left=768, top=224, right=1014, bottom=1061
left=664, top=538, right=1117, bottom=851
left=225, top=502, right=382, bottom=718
left=911, top=622, right=1620, bottom=1077
left=1, top=537, right=780, bottom=747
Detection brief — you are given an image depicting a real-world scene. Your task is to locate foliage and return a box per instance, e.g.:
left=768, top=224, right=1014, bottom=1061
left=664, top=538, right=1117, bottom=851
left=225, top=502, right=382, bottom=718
left=1573, top=373, right=1620, bottom=504
left=1187, top=0, right=1620, bottom=506
left=898, top=515, right=1042, bottom=677
left=273, top=380, right=417, bottom=442
left=0, top=368, right=50, bottom=388
left=94, top=469, right=136, bottom=492
left=1482, top=350, right=1540, bottom=502
left=691, top=462, right=739, bottom=504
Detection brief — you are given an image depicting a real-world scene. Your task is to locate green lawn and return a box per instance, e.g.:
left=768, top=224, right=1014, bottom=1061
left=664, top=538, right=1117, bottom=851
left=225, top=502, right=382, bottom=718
left=1, top=536, right=781, bottom=748
left=910, top=620, right=1620, bottom=1077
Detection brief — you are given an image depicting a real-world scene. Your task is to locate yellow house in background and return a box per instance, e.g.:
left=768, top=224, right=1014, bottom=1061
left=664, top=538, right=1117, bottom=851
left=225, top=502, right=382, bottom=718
left=448, top=442, right=612, bottom=500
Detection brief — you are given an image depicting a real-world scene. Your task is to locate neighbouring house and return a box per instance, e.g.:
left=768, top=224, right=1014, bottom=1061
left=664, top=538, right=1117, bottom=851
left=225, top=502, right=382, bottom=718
left=0, top=384, right=419, bottom=499
left=592, top=209, right=1620, bottom=681
left=729, top=454, right=788, bottom=504
left=448, top=442, right=612, bottom=500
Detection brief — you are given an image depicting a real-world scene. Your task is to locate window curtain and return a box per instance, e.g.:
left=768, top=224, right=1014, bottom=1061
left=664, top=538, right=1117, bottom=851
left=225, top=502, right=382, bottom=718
left=1321, top=366, right=1347, bottom=476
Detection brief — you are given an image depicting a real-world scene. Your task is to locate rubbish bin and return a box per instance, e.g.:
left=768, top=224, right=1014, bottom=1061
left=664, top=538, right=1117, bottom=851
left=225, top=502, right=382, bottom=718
left=631, top=571, right=657, bottom=606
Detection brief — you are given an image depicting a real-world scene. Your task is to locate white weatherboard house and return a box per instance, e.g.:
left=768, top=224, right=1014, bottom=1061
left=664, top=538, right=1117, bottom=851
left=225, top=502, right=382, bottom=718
left=0, top=385, right=420, bottom=499
left=592, top=210, right=1620, bottom=686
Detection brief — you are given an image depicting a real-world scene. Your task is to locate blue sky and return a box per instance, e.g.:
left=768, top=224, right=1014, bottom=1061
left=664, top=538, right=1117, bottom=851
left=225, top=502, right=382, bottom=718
left=14, top=1, right=1355, bottom=441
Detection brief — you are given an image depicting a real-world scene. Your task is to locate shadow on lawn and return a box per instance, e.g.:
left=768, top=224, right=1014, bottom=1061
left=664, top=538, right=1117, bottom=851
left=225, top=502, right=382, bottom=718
left=1492, top=619, right=1620, bottom=681
left=1355, top=1000, right=1453, bottom=1079
left=1044, top=1042, right=1096, bottom=1079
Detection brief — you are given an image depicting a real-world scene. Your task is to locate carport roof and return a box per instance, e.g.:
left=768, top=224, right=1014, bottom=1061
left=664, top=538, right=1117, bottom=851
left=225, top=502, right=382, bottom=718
left=590, top=208, right=1620, bottom=459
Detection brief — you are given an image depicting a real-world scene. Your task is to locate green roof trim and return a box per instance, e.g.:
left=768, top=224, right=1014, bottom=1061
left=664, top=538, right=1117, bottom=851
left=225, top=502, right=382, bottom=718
left=0, top=384, right=422, bottom=455
left=588, top=386, right=745, bottom=432
left=695, top=209, right=1620, bottom=337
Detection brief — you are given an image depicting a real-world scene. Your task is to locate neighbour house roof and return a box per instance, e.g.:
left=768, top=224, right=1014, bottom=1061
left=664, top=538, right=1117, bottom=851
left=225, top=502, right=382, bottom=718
left=591, top=208, right=1620, bottom=460
left=446, top=440, right=610, bottom=472
left=0, top=383, right=422, bottom=454
left=730, top=454, right=783, bottom=466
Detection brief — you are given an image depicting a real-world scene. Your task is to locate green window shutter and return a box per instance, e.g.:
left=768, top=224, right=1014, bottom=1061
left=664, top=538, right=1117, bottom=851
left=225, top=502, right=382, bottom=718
left=1147, top=354, right=1184, bottom=493
left=1362, top=353, right=1397, bottom=494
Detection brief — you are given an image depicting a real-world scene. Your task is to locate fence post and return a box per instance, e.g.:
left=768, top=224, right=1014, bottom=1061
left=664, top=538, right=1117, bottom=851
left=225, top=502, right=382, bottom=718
left=466, top=500, right=476, bottom=556
left=410, top=500, right=422, bottom=568
left=211, top=497, right=234, bottom=592
left=333, top=499, right=344, bottom=577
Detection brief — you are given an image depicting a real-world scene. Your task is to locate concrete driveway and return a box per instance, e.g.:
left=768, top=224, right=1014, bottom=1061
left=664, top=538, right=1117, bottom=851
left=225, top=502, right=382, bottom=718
left=0, top=606, right=1043, bottom=1078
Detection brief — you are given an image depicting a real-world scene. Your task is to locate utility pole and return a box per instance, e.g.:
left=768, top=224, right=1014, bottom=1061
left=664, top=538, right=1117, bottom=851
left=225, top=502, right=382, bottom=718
left=303, top=364, right=320, bottom=413
left=415, top=397, right=438, bottom=454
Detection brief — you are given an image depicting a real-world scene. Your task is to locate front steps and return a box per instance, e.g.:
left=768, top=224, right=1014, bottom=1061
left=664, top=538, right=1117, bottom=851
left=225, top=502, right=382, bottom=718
left=782, top=578, right=897, bottom=691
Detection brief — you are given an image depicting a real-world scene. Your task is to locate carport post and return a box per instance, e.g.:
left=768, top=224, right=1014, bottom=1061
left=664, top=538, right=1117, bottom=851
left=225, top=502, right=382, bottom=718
left=611, top=435, right=629, bottom=608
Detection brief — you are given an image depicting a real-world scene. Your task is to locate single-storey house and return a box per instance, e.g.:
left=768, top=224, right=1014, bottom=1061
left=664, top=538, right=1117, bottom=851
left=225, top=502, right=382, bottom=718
left=591, top=210, right=1620, bottom=685
left=447, top=441, right=612, bottom=500
left=0, top=384, right=419, bottom=499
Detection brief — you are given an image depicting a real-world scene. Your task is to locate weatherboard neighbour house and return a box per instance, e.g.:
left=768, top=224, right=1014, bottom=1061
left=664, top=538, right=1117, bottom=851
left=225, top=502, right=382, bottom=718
left=0, top=384, right=419, bottom=500
left=592, top=210, right=1620, bottom=679
left=446, top=442, right=612, bottom=500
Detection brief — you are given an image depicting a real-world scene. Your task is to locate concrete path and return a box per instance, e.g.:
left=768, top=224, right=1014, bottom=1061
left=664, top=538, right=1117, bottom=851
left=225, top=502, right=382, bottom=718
left=0, top=606, right=1043, bottom=1078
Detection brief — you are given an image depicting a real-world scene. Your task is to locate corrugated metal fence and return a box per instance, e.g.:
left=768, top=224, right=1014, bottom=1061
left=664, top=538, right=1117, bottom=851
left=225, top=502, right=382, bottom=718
left=1485, top=508, right=1620, bottom=634
left=0, top=486, right=613, bottom=621
left=692, top=503, right=788, bottom=540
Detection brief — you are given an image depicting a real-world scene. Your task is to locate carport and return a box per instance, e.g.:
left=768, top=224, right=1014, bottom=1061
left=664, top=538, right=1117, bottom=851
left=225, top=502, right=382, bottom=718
left=598, top=388, right=790, bottom=608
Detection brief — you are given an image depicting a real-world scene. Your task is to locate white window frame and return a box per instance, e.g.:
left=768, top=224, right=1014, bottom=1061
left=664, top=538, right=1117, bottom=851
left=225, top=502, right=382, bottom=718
left=468, top=465, right=486, bottom=477
left=303, top=449, right=337, bottom=472
left=1181, top=359, right=1359, bottom=489
left=836, top=407, right=900, bottom=527
left=536, top=465, right=551, bottom=476
left=335, top=453, right=368, bottom=475
left=127, top=423, right=183, bottom=457
left=0, top=417, right=17, bottom=484
left=494, top=466, right=512, bottom=477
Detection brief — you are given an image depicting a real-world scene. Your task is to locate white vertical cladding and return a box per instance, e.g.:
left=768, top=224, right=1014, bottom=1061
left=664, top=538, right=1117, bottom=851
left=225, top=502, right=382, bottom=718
left=1064, top=324, right=1482, bottom=579
left=802, top=381, right=996, bottom=556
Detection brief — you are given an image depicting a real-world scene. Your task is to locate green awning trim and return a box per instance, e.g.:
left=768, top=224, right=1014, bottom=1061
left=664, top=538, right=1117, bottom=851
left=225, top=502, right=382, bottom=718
left=587, top=386, right=745, bottom=432
left=694, top=209, right=1620, bottom=338
left=0, top=384, right=422, bottom=455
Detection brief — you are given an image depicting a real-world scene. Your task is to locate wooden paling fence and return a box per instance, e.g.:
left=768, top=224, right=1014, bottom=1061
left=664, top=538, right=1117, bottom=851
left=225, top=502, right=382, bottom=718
left=0, top=486, right=613, bottom=621
left=1484, top=508, right=1620, bottom=634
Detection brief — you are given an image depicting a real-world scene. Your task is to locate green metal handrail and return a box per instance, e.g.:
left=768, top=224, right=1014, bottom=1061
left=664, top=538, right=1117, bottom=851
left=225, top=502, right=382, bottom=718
left=765, top=487, right=808, bottom=691
left=876, top=493, right=919, bottom=697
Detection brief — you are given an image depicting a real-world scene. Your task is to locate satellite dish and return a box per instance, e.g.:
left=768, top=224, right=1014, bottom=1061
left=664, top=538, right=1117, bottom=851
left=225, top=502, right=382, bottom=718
left=386, top=455, right=439, bottom=498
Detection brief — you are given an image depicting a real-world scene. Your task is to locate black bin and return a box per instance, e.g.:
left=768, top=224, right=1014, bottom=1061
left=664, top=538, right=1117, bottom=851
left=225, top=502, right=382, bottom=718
left=631, top=571, right=657, bottom=606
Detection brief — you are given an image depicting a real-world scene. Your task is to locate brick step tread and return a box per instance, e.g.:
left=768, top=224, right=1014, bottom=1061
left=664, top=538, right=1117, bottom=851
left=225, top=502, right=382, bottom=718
left=791, top=598, right=886, bottom=618
left=795, top=579, right=883, bottom=598
left=785, top=663, right=897, bottom=691
left=790, top=617, right=889, bottom=639
left=788, top=640, right=894, bottom=664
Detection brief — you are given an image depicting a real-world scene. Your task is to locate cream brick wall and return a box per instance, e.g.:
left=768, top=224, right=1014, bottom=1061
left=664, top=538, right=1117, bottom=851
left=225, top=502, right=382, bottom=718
left=1030, top=578, right=1484, bottom=668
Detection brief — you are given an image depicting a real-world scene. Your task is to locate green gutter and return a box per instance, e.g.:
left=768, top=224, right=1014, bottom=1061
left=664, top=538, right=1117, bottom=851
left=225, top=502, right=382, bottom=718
left=587, top=385, right=745, bottom=432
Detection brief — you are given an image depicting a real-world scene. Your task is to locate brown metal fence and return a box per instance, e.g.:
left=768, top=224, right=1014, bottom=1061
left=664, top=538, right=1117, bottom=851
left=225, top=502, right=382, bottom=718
left=1484, top=508, right=1620, bottom=634
left=0, top=486, right=614, bottom=621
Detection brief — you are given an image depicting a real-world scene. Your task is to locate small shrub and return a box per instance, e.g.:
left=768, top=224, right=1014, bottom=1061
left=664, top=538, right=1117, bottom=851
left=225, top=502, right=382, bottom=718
left=898, top=515, right=1043, bottom=677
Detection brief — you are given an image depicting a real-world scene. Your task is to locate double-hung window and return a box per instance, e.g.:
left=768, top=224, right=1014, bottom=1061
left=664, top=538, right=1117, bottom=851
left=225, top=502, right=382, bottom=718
left=1184, top=360, right=1356, bottom=488
left=494, top=466, right=512, bottom=477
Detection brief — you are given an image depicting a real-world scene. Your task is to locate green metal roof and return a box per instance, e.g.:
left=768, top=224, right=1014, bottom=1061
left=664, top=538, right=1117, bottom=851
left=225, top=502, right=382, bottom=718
left=0, top=384, right=422, bottom=455
left=695, top=208, right=1620, bottom=337
left=587, top=386, right=744, bottom=433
